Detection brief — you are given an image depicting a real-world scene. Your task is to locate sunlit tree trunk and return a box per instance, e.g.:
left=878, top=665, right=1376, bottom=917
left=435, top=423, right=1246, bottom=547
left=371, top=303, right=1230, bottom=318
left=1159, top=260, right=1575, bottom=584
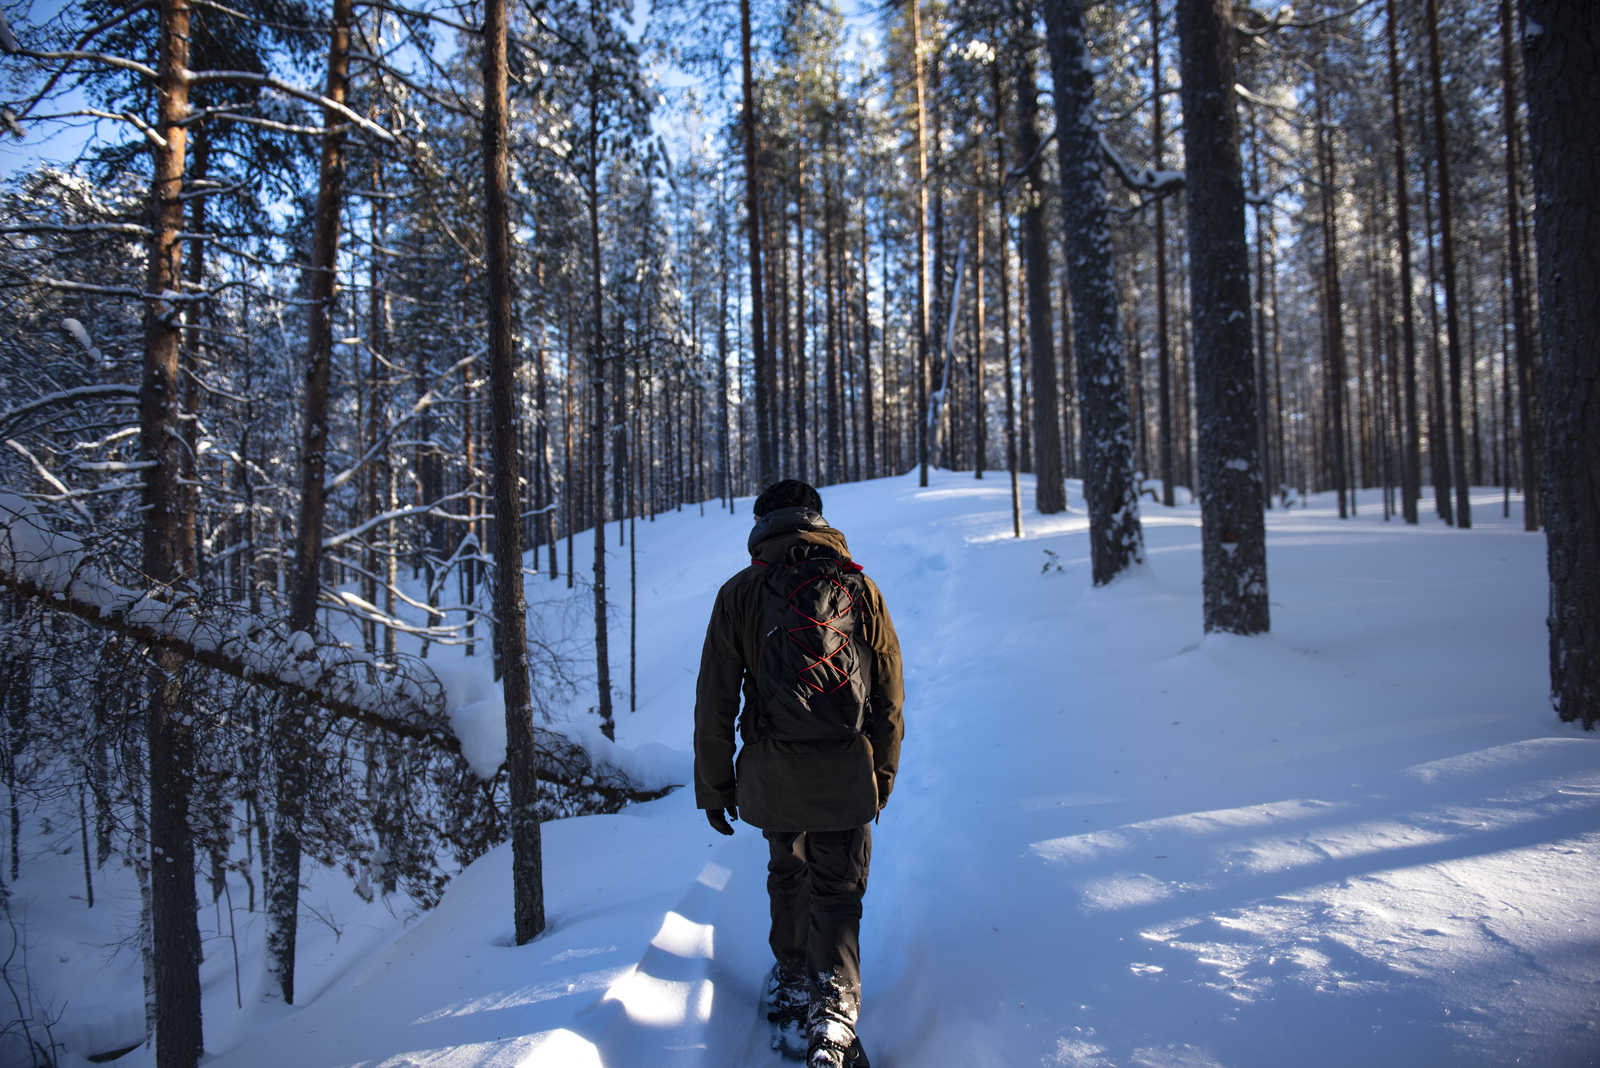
left=481, top=0, right=547, bottom=943
left=142, top=0, right=203, bottom=1061
left=912, top=0, right=933, bottom=486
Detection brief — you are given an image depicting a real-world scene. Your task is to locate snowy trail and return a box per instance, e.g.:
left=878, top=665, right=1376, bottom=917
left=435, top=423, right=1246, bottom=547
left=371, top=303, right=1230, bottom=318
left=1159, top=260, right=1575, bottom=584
left=177, top=476, right=1599, bottom=1068
left=843, top=480, right=1597, bottom=1067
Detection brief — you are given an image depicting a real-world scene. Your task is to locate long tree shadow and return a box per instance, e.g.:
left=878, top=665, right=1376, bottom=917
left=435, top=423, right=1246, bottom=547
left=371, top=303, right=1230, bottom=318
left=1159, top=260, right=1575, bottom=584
left=1019, top=747, right=1600, bottom=1067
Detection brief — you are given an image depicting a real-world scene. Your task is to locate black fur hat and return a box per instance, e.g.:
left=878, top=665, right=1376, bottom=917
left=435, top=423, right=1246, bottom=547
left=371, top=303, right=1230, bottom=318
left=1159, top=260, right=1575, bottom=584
left=753, top=479, right=823, bottom=517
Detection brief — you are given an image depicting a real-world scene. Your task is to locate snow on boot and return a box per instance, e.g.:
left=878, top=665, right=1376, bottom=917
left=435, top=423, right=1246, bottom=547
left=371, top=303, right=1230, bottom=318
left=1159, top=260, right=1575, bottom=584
left=806, top=970, right=866, bottom=1068
left=764, top=959, right=809, bottom=1059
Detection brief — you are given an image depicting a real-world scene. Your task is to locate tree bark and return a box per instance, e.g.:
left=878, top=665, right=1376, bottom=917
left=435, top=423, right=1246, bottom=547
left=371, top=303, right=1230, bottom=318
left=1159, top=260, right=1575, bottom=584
left=1316, top=79, right=1349, bottom=519
left=991, top=51, right=1023, bottom=538
left=912, top=0, right=933, bottom=486
left=1500, top=0, right=1540, bottom=531
left=481, top=0, right=547, bottom=944
left=795, top=163, right=810, bottom=483
left=740, top=0, right=774, bottom=488
left=1426, top=0, right=1472, bottom=527
left=1040, top=0, right=1143, bottom=574
left=860, top=208, right=877, bottom=480
left=1152, top=0, right=1176, bottom=508
left=1014, top=43, right=1066, bottom=515
left=142, top=0, right=203, bottom=1060
left=1420, top=136, right=1454, bottom=525
left=271, top=0, right=351, bottom=1009
left=1520, top=0, right=1599, bottom=728
left=587, top=7, right=614, bottom=740
left=1386, top=0, right=1422, bottom=524
left=1175, top=0, right=1270, bottom=633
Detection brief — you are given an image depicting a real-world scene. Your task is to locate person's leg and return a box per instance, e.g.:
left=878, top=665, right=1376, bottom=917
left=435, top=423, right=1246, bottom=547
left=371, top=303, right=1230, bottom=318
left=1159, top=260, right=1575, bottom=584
left=765, top=829, right=809, bottom=968
left=804, top=824, right=872, bottom=1059
left=764, top=830, right=812, bottom=1054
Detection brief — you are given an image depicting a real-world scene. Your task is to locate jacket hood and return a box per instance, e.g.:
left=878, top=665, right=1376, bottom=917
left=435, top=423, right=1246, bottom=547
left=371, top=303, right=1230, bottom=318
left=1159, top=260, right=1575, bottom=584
left=747, top=506, right=851, bottom=561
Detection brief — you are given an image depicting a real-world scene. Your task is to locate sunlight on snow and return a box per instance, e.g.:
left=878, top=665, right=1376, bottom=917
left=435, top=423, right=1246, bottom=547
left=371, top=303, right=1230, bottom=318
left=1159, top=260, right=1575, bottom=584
left=1079, top=873, right=1175, bottom=911
left=650, top=910, right=716, bottom=960
left=695, top=861, right=732, bottom=892
left=596, top=907, right=718, bottom=1029
left=601, top=966, right=715, bottom=1028
left=516, top=1028, right=602, bottom=1067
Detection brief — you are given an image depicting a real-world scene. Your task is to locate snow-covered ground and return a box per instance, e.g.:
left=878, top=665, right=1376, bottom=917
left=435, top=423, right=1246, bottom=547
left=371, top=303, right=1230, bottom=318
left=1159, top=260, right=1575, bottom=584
left=18, top=473, right=1599, bottom=1067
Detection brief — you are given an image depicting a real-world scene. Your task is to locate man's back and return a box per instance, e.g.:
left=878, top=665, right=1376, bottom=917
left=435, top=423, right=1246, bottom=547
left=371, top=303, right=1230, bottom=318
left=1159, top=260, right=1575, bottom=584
left=692, top=504, right=903, bottom=831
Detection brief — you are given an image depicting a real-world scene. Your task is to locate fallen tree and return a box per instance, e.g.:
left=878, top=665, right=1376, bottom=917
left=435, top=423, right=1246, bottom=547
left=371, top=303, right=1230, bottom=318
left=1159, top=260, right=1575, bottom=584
left=0, top=492, right=665, bottom=806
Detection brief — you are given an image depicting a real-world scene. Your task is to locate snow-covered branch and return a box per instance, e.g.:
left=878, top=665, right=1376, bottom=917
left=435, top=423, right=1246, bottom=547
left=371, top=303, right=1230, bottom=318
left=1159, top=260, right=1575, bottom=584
left=322, top=491, right=471, bottom=550
left=0, top=494, right=670, bottom=801
left=14, top=49, right=158, bottom=82
left=186, top=69, right=397, bottom=143
left=0, top=491, right=453, bottom=748
left=0, top=385, right=139, bottom=438
left=0, top=221, right=150, bottom=238
left=1099, top=133, right=1185, bottom=195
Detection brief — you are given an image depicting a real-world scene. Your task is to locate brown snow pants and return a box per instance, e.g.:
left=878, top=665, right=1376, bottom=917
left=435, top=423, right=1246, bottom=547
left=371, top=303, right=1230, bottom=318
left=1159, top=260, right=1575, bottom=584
left=764, top=824, right=872, bottom=1000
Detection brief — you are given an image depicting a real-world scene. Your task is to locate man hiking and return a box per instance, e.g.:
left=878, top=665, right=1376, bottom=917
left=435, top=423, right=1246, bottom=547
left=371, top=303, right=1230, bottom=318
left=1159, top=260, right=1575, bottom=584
left=693, top=480, right=904, bottom=1068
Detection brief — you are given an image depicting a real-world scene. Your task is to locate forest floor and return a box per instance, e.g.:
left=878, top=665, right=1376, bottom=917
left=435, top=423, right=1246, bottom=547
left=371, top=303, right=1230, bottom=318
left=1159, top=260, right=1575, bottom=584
left=18, top=473, right=1600, bottom=1067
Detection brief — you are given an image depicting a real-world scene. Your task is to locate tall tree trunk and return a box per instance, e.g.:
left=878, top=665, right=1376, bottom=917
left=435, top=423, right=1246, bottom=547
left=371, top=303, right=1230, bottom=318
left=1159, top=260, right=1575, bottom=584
left=1386, top=0, right=1422, bottom=524
left=718, top=177, right=734, bottom=509
left=740, top=0, right=774, bottom=488
left=1152, top=0, right=1176, bottom=507
left=586, top=10, right=614, bottom=740
left=481, top=0, right=547, bottom=943
left=1014, top=44, right=1067, bottom=515
left=142, top=0, right=203, bottom=1060
left=1426, top=0, right=1472, bottom=527
left=1500, top=0, right=1540, bottom=530
left=824, top=172, right=843, bottom=484
left=991, top=52, right=1023, bottom=537
left=1520, top=0, right=1599, bottom=728
left=1176, top=0, right=1270, bottom=633
left=1316, top=80, right=1349, bottom=519
left=1248, top=105, right=1273, bottom=507
left=271, top=0, right=351, bottom=1009
left=974, top=186, right=987, bottom=480
left=912, top=0, right=933, bottom=486
left=1040, top=0, right=1142, bottom=573
left=1420, top=139, right=1454, bottom=524
left=795, top=163, right=809, bottom=482
left=860, top=208, right=877, bottom=480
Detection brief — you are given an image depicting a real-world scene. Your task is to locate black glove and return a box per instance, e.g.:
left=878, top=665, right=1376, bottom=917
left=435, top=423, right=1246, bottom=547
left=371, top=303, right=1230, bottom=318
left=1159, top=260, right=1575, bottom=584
left=705, top=806, right=738, bottom=836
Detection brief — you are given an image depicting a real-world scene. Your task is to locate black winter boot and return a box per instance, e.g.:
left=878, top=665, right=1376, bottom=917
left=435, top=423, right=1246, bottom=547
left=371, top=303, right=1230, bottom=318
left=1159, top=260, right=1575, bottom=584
left=806, top=970, right=868, bottom=1068
left=764, top=958, right=809, bottom=1058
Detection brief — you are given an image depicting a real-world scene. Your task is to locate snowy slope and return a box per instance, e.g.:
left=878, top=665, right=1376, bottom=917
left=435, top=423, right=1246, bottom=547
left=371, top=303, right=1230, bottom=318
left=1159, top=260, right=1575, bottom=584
left=29, top=473, right=1600, bottom=1067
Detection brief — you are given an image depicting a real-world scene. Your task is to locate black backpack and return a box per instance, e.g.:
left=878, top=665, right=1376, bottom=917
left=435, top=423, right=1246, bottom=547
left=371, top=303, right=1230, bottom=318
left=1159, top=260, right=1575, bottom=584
left=754, top=544, right=873, bottom=742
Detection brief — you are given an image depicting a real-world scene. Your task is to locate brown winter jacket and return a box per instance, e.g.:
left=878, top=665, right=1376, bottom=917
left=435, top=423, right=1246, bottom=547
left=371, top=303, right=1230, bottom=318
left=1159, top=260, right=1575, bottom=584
left=693, top=508, right=904, bottom=832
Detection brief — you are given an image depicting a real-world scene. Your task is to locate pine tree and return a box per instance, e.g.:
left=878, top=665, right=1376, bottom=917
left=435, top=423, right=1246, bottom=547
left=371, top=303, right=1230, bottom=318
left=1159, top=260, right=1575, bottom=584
left=1175, top=0, right=1269, bottom=634
left=1039, top=0, right=1143, bottom=580
left=1520, top=0, right=1599, bottom=728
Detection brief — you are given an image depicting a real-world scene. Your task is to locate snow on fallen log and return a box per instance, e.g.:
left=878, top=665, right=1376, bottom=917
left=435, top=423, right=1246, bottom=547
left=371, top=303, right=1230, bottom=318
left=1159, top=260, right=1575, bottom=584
left=0, top=492, right=675, bottom=803
left=0, top=490, right=452, bottom=744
